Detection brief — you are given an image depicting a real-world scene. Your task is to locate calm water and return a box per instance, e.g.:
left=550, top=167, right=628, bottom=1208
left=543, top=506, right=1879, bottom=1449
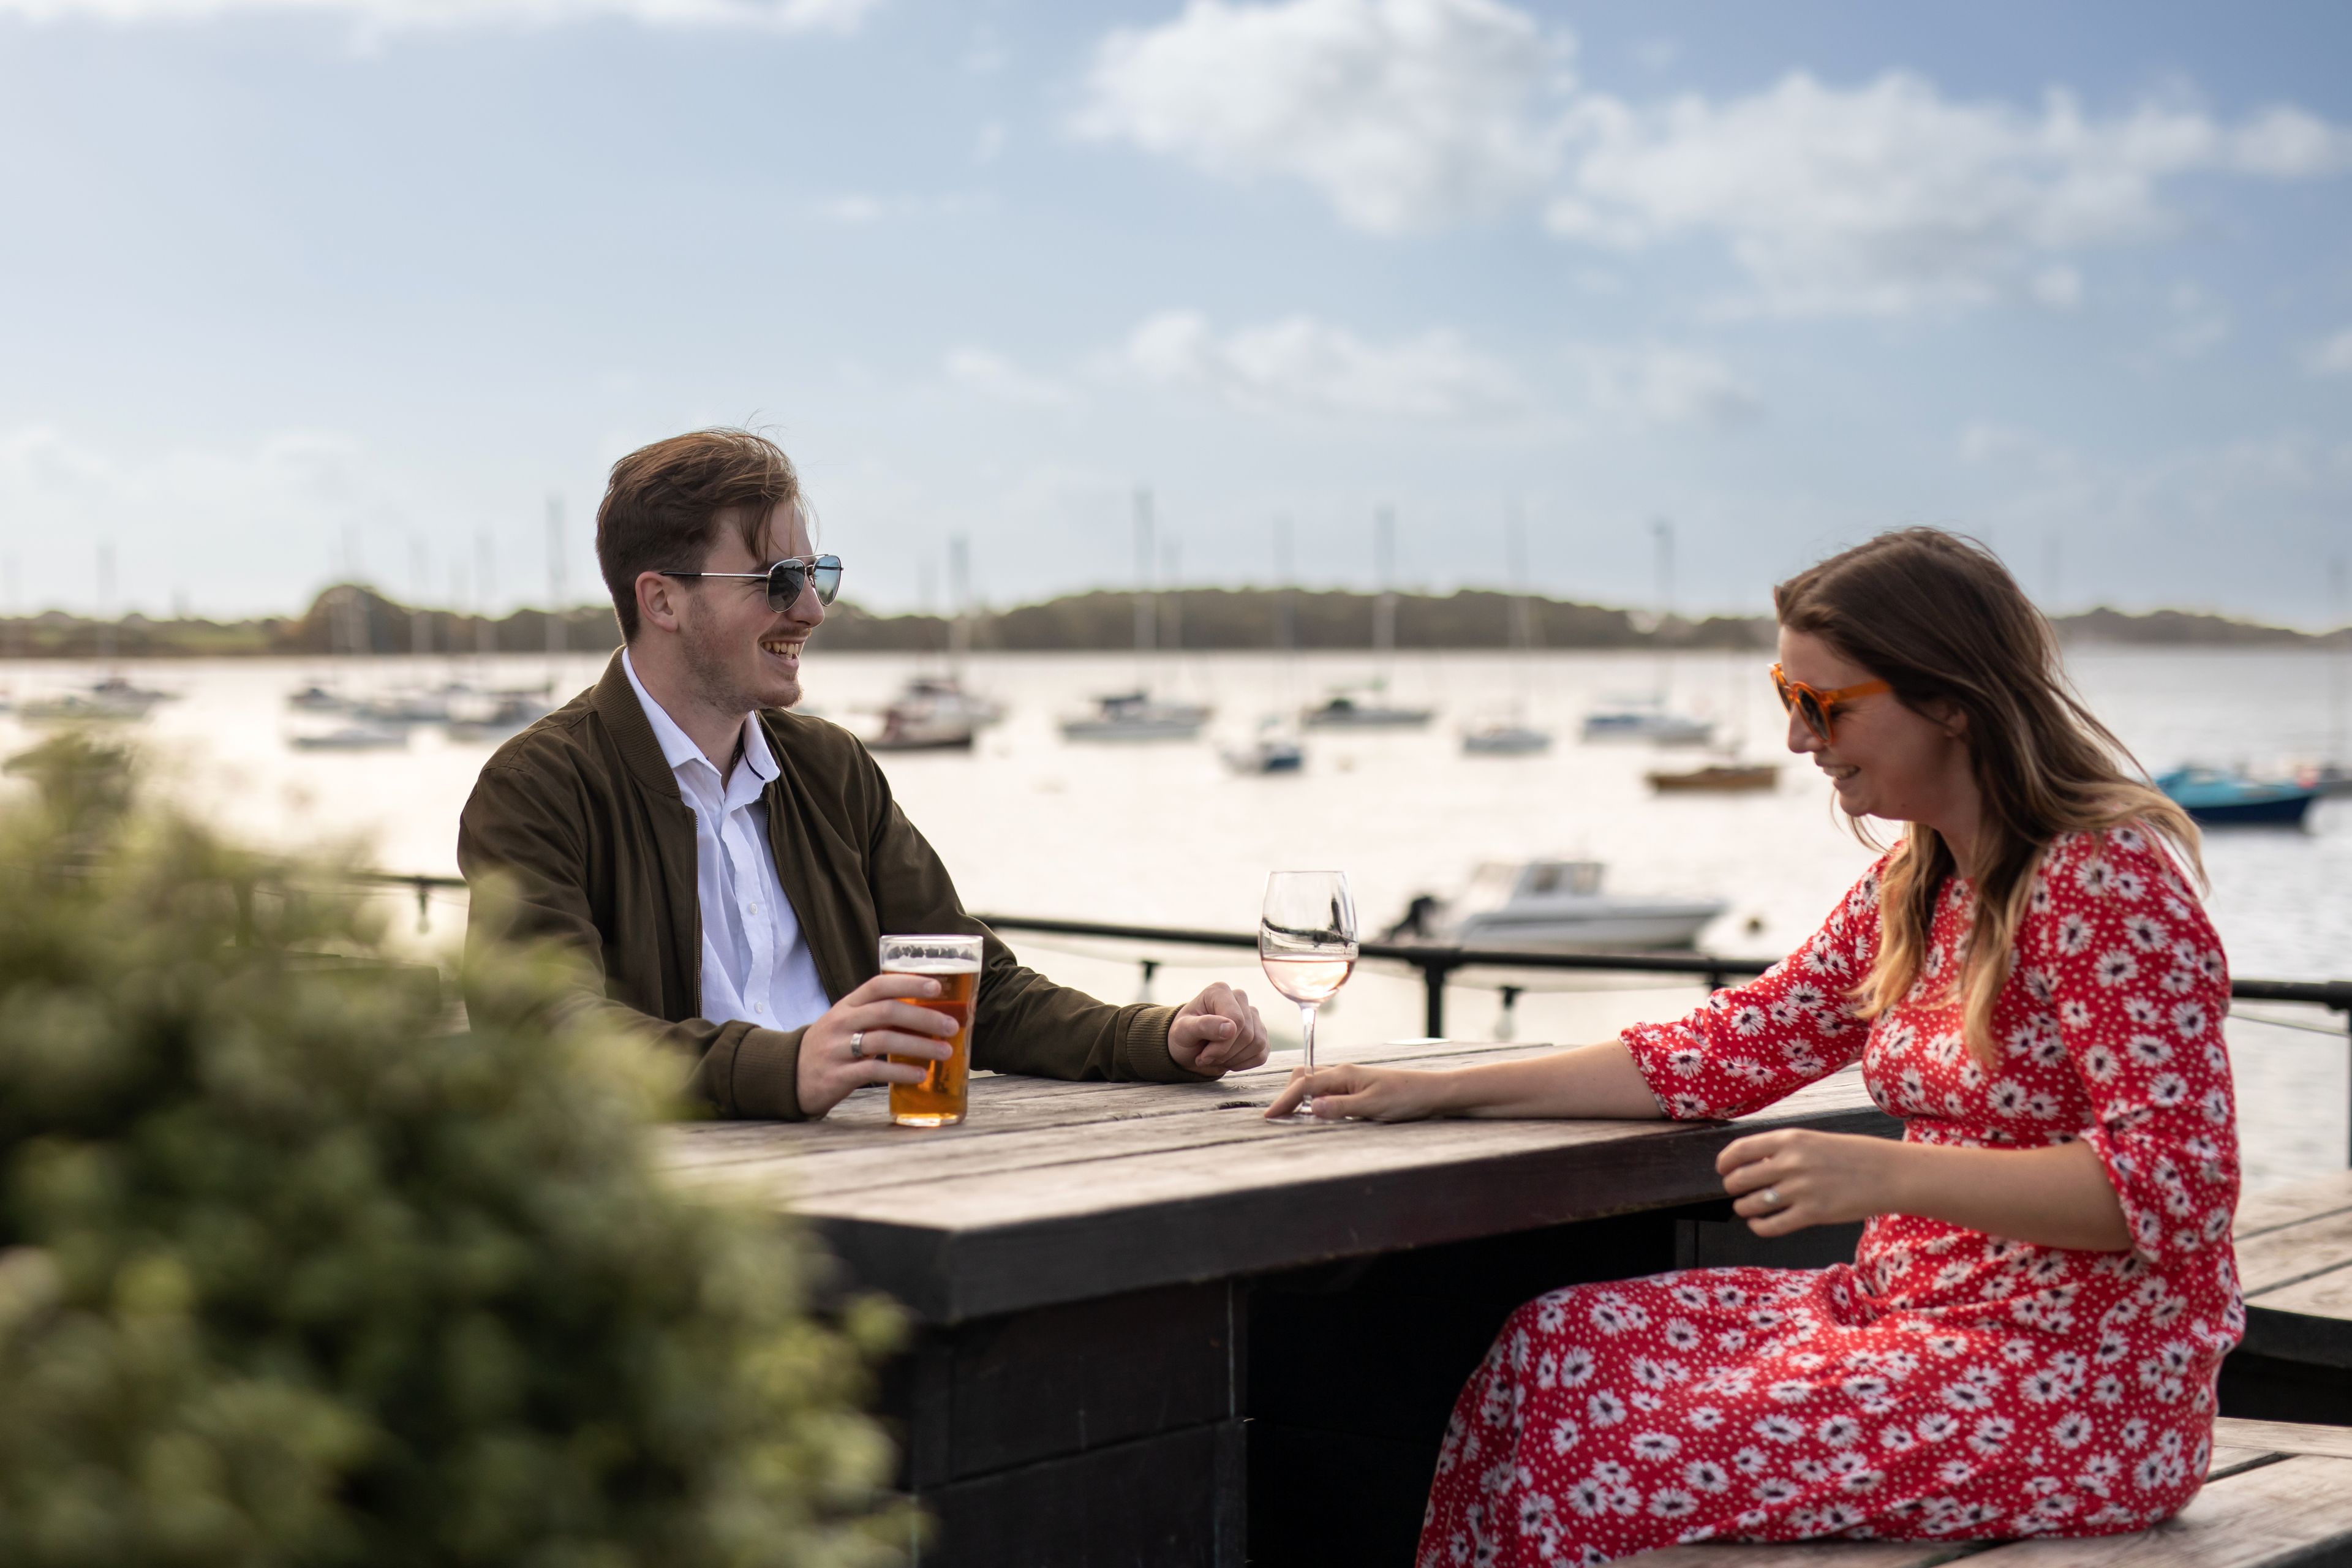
left=12, top=644, right=2349, bottom=1194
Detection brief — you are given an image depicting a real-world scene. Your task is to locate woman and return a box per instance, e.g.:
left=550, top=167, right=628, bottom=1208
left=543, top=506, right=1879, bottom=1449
left=1268, top=530, right=2240, bottom=1567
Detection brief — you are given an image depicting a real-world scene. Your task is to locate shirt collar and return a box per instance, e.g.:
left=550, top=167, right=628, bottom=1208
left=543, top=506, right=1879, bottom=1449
left=622, top=647, right=776, bottom=789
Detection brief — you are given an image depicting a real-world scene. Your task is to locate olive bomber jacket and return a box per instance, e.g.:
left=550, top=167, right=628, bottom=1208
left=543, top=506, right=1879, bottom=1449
left=456, top=651, right=1197, bottom=1118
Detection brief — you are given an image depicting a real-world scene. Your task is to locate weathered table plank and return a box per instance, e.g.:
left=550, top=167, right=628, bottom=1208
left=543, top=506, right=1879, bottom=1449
left=664, top=1054, right=1889, bottom=1323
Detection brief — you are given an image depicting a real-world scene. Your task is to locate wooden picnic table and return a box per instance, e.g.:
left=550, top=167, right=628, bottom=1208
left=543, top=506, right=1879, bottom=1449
left=662, top=1038, right=1900, bottom=1567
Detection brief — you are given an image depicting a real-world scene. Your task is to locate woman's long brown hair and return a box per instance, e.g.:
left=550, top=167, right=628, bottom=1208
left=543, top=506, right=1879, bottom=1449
left=1774, top=529, right=2202, bottom=1066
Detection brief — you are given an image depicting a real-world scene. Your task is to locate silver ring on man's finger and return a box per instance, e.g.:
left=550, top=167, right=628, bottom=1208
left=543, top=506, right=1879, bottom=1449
left=1762, top=1186, right=1782, bottom=1209
left=848, top=1031, right=866, bottom=1060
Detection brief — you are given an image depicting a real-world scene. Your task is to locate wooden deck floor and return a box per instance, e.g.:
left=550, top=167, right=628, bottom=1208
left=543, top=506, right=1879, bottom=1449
left=1625, top=1419, right=2352, bottom=1568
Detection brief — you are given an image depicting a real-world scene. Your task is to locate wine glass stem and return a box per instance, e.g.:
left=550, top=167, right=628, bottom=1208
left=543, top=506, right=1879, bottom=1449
left=1299, top=1002, right=1318, bottom=1114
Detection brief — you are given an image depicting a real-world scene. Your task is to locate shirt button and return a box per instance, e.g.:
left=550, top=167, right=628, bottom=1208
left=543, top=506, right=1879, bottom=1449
left=749, top=902, right=760, bottom=914
left=754, top=1002, right=764, bottom=1013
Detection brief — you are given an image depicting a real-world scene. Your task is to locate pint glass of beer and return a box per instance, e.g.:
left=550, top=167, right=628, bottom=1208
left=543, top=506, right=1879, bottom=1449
left=880, top=934, right=982, bottom=1127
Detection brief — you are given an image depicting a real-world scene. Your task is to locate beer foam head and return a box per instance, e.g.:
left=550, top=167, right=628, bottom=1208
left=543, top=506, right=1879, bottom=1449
left=884, top=955, right=981, bottom=973
left=879, top=934, right=983, bottom=973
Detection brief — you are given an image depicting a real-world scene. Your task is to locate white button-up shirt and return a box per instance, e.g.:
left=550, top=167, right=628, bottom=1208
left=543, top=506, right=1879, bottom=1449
left=623, top=651, right=832, bottom=1033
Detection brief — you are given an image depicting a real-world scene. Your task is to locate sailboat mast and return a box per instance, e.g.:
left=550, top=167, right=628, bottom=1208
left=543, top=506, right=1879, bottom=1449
left=1133, top=488, right=1156, bottom=686
left=410, top=538, right=431, bottom=659
left=476, top=530, right=497, bottom=666
left=2332, top=557, right=2348, bottom=766
left=1373, top=504, right=1396, bottom=676
left=948, top=534, right=972, bottom=674
left=1649, top=516, right=1674, bottom=701
left=96, top=542, right=116, bottom=668
left=545, top=495, right=567, bottom=674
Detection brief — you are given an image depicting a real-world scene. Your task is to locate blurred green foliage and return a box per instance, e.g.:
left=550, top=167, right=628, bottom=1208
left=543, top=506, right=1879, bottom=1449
left=0, top=733, right=910, bottom=1567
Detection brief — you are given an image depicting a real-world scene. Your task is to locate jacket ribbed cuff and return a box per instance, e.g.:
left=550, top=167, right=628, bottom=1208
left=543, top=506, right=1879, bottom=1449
left=727, top=1025, right=808, bottom=1120
left=1120, top=1005, right=1208, bottom=1082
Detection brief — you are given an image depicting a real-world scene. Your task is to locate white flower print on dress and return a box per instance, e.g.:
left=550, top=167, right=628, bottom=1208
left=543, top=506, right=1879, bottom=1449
left=1425, top=830, right=2236, bottom=1568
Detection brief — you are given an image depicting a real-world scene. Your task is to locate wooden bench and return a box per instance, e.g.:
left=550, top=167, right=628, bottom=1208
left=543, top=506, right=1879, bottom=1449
left=2225, top=1171, right=2352, bottom=1422
left=1623, top=1419, right=2352, bottom=1568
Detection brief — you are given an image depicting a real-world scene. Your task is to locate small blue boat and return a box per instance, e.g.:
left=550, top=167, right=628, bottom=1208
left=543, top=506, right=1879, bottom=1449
left=2155, top=766, right=2318, bottom=827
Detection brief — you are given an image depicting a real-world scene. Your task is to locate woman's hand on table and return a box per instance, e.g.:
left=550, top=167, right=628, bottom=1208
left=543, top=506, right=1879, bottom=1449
left=1717, top=1128, right=1897, bottom=1237
left=1263, top=1064, right=1454, bottom=1121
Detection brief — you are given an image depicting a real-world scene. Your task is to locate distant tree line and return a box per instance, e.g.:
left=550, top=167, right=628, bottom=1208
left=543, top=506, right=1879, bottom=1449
left=0, top=583, right=2342, bottom=658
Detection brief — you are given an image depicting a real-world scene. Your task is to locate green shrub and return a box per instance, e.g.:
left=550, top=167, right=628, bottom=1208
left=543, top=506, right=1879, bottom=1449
left=0, top=734, right=910, bottom=1567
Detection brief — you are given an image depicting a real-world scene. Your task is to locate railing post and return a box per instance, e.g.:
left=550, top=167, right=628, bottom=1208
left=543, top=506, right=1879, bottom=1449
left=1497, top=986, right=1522, bottom=1042
left=1420, top=959, right=1458, bottom=1039
left=2343, top=1007, right=2352, bottom=1170
left=1139, top=958, right=1159, bottom=1004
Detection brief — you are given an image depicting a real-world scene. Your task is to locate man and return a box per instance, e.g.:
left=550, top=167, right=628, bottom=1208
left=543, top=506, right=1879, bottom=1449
left=459, top=428, right=1267, bottom=1118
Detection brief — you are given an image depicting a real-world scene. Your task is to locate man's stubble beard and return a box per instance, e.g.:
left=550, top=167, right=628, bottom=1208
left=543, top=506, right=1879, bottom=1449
left=678, top=602, right=801, bottom=717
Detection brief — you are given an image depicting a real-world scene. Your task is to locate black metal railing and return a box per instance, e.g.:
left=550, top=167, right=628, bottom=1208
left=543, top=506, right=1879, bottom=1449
left=368, top=876, right=2352, bottom=1159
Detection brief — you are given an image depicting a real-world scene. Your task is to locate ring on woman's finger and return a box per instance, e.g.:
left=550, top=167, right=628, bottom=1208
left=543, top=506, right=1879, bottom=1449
left=849, top=1031, right=866, bottom=1060
left=1762, top=1186, right=1782, bottom=1209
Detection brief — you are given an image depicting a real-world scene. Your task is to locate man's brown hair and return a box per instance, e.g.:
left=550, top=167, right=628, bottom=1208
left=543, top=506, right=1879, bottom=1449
left=595, top=429, right=802, bottom=641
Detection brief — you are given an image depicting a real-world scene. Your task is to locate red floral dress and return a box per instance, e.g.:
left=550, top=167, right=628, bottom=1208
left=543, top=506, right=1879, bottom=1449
left=1420, top=827, right=2242, bottom=1567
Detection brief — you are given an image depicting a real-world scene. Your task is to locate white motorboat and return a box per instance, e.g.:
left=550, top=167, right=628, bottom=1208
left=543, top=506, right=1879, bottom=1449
left=896, top=674, right=1004, bottom=726
left=443, top=692, right=552, bottom=743
left=352, top=684, right=464, bottom=726
left=1580, top=697, right=1714, bottom=747
left=1461, top=721, right=1553, bottom=756
left=290, top=723, right=410, bottom=752
left=1300, top=688, right=1434, bottom=729
left=1059, top=692, right=1210, bottom=742
left=20, top=688, right=153, bottom=723
left=21, top=673, right=178, bottom=722
left=867, top=683, right=979, bottom=752
left=286, top=682, right=349, bottom=712
left=1422, top=859, right=1727, bottom=950
left=1223, top=719, right=1305, bottom=774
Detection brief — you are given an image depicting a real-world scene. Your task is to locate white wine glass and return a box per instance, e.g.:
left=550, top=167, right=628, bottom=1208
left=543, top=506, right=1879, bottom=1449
left=1260, top=870, right=1359, bottom=1117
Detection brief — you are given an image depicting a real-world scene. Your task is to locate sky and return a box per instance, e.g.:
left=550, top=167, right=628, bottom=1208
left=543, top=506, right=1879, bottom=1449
left=2, top=0, right=2350, bottom=624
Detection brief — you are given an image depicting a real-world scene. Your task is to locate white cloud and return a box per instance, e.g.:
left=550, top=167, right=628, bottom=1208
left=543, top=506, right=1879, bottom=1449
left=0, top=0, right=876, bottom=29
left=1959, top=420, right=2078, bottom=477
left=1072, top=0, right=1569, bottom=235
left=811, top=190, right=985, bottom=225
left=2147, top=282, right=2230, bottom=362
left=1569, top=345, right=1760, bottom=429
left=1073, top=1, right=2351, bottom=317
left=1121, top=310, right=1521, bottom=420
left=943, top=348, right=1074, bottom=408
left=0, top=424, right=418, bottom=612
left=1549, top=75, right=2352, bottom=317
left=2307, top=327, right=2352, bottom=377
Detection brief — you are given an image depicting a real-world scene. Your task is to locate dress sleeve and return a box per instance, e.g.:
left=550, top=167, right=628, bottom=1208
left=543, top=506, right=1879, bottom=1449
left=1621, top=856, right=1889, bottom=1120
left=2030, top=827, right=2238, bottom=1271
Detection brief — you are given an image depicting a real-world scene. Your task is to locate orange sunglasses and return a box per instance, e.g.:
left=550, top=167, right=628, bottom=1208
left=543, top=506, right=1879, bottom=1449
left=1771, top=662, right=1891, bottom=744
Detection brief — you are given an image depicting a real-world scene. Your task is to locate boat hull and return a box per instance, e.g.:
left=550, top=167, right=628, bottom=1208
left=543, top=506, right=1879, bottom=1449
left=1058, top=719, right=1205, bottom=742
left=868, top=730, right=977, bottom=753
left=1463, top=729, right=1552, bottom=755
left=1451, top=903, right=1727, bottom=951
left=1648, top=765, right=1778, bottom=794
left=1302, top=708, right=1434, bottom=729
left=2180, top=796, right=2313, bottom=827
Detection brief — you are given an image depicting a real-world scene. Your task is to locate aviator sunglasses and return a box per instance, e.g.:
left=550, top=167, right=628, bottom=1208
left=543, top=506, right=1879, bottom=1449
left=1771, top=662, right=1890, bottom=745
left=659, top=554, right=843, bottom=610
